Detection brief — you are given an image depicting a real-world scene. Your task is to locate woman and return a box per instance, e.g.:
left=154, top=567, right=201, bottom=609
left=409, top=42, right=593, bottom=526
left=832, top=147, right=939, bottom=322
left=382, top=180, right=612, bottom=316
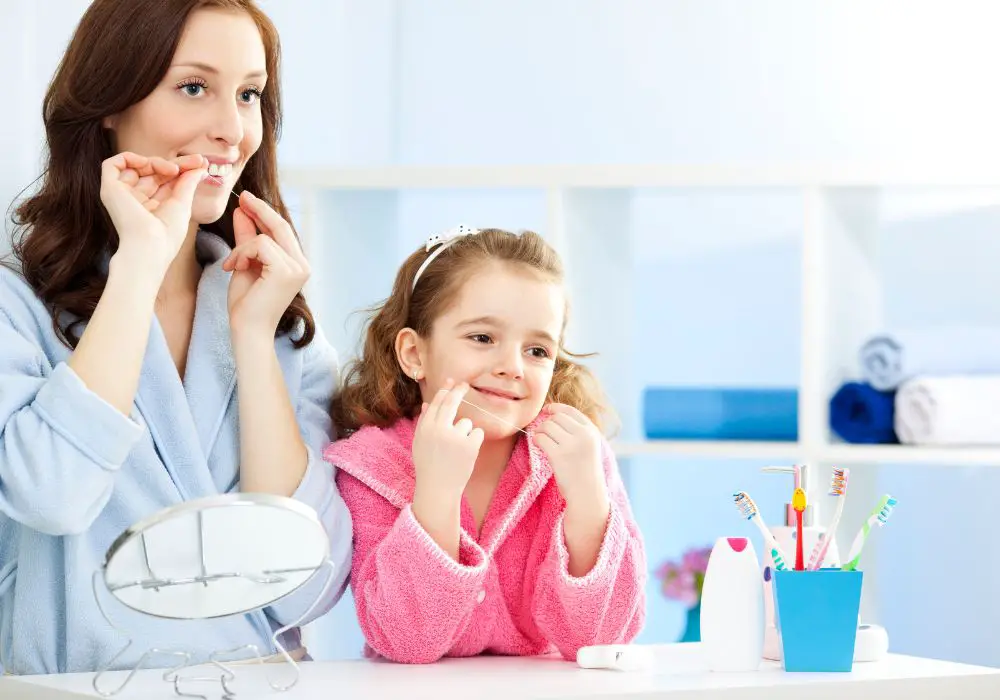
left=0, top=0, right=352, bottom=675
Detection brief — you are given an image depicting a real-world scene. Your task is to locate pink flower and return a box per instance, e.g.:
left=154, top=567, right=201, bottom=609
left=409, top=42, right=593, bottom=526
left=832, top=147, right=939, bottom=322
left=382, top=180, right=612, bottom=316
left=682, top=547, right=712, bottom=574
left=656, top=544, right=712, bottom=609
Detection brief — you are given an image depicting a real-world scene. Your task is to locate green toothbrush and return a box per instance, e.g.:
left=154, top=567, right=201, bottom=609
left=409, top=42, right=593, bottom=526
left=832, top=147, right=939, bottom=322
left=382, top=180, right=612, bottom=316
left=841, top=494, right=898, bottom=572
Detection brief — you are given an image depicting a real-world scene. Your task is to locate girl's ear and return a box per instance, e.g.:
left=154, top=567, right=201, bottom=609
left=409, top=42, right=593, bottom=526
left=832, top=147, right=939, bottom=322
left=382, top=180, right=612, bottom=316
left=395, top=327, right=424, bottom=381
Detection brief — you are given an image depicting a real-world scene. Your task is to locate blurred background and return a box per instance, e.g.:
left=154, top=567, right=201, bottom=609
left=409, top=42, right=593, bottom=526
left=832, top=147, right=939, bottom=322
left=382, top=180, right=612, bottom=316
left=3, top=0, right=999, bottom=667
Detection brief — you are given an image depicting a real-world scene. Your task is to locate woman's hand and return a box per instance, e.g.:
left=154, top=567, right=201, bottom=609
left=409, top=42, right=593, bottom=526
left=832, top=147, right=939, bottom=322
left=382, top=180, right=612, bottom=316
left=100, top=151, right=207, bottom=272
left=223, top=191, right=310, bottom=338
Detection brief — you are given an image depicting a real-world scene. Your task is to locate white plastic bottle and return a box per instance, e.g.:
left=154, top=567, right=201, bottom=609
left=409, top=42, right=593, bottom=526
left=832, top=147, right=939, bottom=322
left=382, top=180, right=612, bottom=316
left=700, top=536, right=764, bottom=672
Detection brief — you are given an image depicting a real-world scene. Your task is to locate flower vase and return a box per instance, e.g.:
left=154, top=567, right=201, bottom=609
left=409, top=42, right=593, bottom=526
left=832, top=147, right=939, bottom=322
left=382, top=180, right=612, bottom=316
left=678, top=602, right=701, bottom=643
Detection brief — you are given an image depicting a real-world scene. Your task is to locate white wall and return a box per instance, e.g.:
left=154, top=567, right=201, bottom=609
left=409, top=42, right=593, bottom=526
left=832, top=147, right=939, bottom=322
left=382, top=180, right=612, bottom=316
left=4, top=0, right=1000, bottom=666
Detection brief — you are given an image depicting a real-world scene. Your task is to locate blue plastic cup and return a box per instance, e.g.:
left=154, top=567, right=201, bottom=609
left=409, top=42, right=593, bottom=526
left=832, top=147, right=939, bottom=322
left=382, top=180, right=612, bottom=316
left=772, top=569, right=863, bottom=672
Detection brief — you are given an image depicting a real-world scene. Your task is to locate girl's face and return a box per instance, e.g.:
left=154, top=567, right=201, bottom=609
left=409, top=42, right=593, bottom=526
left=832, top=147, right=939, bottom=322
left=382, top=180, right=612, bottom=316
left=413, top=262, right=565, bottom=441
left=104, top=8, right=266, bottom=226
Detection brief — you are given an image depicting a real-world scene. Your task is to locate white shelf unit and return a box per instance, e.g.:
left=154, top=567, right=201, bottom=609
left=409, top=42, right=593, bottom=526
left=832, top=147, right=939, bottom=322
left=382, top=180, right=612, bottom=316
left=283, top=163, right=1000, bottom=633
left=610, top=439, right=1000, bottom=467
left=283, top=163, right=1000, bottom=473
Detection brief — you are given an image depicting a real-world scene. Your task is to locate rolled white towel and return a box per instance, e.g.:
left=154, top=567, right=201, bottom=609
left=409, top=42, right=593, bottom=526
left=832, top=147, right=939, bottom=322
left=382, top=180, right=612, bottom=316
left=860, top=327, right=1000, bottom=391
left=894, top=375, right=1000, bottom=446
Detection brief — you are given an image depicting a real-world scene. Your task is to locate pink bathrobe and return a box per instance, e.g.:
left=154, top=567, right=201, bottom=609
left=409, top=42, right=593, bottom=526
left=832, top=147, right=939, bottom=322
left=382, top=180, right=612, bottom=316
left=323, top=417, right=647, bottom=664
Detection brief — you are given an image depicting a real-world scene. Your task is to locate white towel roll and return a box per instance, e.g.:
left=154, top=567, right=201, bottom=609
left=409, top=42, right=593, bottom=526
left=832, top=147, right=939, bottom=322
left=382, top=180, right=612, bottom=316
left=894, top=375, right=1000, bottom=446
left=860, top=327, right=1000, bottom=391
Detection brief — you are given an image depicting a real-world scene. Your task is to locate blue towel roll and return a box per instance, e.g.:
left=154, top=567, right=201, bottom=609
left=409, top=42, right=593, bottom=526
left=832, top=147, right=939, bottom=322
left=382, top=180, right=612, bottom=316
left=641, top=387, right=798, bottom=441
left=829, top=382, right=897, bottom=444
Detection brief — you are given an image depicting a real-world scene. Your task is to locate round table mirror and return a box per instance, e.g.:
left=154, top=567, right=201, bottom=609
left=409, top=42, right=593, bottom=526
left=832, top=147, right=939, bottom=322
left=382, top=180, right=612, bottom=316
left=101, top=493, right=329, bottom=620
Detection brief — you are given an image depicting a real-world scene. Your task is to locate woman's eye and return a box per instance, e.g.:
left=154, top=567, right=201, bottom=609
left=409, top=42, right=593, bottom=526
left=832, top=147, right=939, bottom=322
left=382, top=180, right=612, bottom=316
left=180, top=83, right=205, bottom=97
left=240, top=88, right=262, bottom=105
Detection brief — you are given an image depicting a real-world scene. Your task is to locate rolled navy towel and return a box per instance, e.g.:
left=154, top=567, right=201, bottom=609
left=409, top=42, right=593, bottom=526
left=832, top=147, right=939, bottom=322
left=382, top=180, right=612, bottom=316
left=829, top=382, right=897, bottom=444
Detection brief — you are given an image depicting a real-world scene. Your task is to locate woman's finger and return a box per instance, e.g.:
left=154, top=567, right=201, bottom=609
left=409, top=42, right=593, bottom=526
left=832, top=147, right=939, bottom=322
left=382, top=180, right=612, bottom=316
left=237, top=191, right=306, bottom=264
left=227, top=235, right=294, bottom=274
left=171, top=154, right=207, bottom=173
left=148, top=157, right=182, bottom=179
left=233, top=205, right=258, bottom=248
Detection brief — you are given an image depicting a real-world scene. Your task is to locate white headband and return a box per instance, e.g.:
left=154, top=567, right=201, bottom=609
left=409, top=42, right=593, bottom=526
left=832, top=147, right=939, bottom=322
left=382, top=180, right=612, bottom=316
left=411, top=224, right=481, bottom=291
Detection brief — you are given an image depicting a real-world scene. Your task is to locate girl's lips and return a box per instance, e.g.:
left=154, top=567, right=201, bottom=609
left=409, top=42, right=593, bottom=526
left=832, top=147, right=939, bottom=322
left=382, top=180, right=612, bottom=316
left=473, top=386, right=521, bottom=401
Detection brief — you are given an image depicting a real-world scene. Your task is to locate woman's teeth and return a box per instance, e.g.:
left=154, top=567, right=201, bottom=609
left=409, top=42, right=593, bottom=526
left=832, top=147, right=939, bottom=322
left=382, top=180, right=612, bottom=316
left=207, top=163, right=232, bottom=177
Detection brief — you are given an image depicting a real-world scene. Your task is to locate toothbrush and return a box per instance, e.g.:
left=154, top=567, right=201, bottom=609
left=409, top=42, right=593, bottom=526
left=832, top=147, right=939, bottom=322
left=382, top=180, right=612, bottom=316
left=841, top=494, right=898, bottom=572
left=732, top=491, right=790, bottom=571
left=807, top=467, right=849, bottom=570
left=792, top=487, right=806, bottom=570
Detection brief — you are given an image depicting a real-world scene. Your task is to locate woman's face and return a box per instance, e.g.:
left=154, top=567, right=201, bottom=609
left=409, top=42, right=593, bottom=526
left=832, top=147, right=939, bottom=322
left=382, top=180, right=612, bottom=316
left=105, top=8, right=266, bottom=226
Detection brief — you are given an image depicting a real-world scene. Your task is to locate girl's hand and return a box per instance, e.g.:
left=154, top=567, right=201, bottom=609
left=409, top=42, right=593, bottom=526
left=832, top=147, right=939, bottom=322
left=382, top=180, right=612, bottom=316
left=411, top=380, right=484, bottom=500
left=101, top=152, right=207, bottom=273
left=533, top=403, right=608, bottom=509
left=223, top=191, right=310, bottom=337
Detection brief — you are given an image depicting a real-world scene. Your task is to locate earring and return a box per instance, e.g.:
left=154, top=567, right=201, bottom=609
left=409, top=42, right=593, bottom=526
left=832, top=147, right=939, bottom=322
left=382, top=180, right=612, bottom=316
left=413, top=370, right=421, bottom=382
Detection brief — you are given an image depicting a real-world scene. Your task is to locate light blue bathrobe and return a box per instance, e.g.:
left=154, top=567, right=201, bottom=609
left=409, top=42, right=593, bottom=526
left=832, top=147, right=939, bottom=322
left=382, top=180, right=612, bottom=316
left=0, top=231, right=353, bottom=675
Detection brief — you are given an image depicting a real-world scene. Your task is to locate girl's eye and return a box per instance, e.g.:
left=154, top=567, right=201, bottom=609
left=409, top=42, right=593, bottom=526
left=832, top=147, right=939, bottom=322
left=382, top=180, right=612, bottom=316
left=528, top=347, right=552, bottom=359
left=469, top=334, right=492, bottom=344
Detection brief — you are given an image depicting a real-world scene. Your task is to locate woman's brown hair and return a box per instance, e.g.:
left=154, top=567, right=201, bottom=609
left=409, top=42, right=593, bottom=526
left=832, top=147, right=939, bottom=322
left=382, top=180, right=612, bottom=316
left=331, top=228, right=615, bottom=439
left=6, top=0, right=315, bottom=348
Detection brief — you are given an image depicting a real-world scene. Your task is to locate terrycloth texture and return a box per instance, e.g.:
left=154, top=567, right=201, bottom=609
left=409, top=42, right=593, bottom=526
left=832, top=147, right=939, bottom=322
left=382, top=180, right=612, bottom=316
left=829, top=382, right=897, bottom=444
left=323, top=417, right=647, bottom=665
left=859, top=326, right=1000, bottom=391
left=0, top=232, right=352, bottom=675
left=894, top=375, right=1000, bottom=446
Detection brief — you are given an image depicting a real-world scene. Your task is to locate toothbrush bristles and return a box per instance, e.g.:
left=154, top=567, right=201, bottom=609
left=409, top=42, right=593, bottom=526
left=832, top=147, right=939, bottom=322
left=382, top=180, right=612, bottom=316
left=877, top=496, right=898, bottom=524
left=733, top=491, right=757, bottom=520
left=829, top=466, right=849, bottom=496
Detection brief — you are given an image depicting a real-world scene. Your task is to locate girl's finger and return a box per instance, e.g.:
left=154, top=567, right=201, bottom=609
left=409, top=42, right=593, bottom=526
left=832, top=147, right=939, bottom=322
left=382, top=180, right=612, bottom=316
left=535, top=420, right=569, bottom=446
left=544, top=403, right=591, bottom=425
left=426, top=378, right=455, bottom=423
left=438, top=382, right=470, bottom=426
left=533, top=432, right=557, bottom=454
left=545, top=411, right=580, bottom=435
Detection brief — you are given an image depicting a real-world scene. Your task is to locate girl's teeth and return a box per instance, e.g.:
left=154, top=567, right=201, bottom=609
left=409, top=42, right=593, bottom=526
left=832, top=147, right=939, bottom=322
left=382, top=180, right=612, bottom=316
left=207, top=163, right=232, bottom=177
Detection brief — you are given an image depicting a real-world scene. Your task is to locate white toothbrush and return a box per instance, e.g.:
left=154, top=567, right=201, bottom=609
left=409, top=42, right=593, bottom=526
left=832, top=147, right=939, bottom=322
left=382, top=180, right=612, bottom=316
left=807, top=467, right=849, bottom=570
left=732, top=491, right=790, bottom=572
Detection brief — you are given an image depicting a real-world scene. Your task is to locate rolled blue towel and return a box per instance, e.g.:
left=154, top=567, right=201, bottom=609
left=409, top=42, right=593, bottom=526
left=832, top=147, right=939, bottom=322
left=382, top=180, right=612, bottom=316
left=642, top=387, right=798, bottom=441
left=829, top=382, right=897, bottom=444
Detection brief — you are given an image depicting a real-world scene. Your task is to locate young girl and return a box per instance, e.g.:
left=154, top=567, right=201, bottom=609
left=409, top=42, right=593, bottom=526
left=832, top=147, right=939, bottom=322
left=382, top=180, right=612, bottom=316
left=323, top=226, right=646, bottom=664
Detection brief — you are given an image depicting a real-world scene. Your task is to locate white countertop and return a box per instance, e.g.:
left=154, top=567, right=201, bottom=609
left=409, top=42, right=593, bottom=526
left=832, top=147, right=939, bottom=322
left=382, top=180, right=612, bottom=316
left=2, top=643, right=999, bottom=699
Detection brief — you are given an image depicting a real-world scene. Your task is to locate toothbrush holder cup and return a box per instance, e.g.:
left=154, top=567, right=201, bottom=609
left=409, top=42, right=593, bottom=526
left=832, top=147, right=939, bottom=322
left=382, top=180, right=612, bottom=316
left=772, top=568, right=863, bottom=672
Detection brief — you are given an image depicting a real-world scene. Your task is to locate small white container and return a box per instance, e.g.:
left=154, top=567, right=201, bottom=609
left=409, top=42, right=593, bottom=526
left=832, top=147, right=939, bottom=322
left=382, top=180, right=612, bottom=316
left=700, top=536, right=764, bottom=672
